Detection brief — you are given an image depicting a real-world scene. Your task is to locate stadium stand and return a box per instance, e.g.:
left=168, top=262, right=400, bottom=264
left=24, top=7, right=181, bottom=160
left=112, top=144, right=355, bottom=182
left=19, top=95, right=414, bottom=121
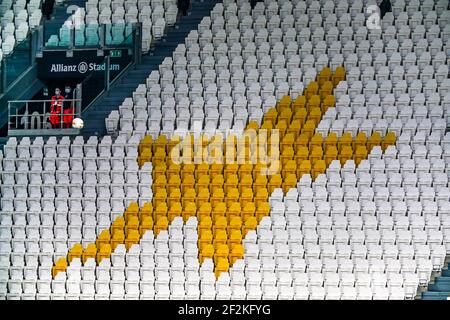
left=0, top=0, right=450, bottom=300
left=46, top=0, right=179, bottom=52
left=0, top=0, right=44, bottom=58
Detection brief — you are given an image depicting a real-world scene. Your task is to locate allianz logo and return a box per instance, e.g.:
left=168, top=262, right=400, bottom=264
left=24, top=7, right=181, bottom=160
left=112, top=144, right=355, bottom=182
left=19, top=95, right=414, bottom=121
left=50, top=62, right=120, bottom=73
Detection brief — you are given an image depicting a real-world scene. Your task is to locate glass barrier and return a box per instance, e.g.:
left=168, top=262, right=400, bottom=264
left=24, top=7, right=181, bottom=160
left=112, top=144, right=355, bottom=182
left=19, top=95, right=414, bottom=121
left=0, top=33, right=34, bottom=94
left=44, top=22, right=137, bottom=51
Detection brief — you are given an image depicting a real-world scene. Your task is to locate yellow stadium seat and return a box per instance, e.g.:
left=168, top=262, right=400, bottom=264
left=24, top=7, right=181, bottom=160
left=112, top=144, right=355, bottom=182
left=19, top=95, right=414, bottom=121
left=197, top=175, right=210, bottom=192
left=339, top=145, right=353, bottom=165
left=297, top=160, right=311, bottom=177
left=199, top=216, right=212, bottom=234
left=52, top=258, right=68, bottom=278
left=295, top=146, right=309, bottom=165
left=153, top=189, right=167, bottom=208
left=281, top=147, right=295, bottom=165
left=199, top=244, right=214, bottom=264
left=139, top=135, right=153, bottom=153
left=226, top=188, right=240, bottom=207
left=256, top=202, right=270, bottom=221
left=125, top=216, right=139, bottom=234
left=325, top=132, right=338, bottom=150
left=139, top=216, right=153, bottom=236
left=153, top=175, right=167, bottom=193
left=305, top=81, right=319, bottom=100
left=312, top=159, right=326, bottom=180
left=238, top=163, right=253, bottom=179
left=167, top=162, right=181, bottom=178
left=125, top=229, right=140, bottom=250
left=152, top=163, right=166, bottom=181
left=182, top=174, right=195, bottom=193
left=215, top=258, right=230, bottom=278
left=210, top=163, right=224, bottom=178
left=229, top=244, right=244, bottom=265
left=253, top=175, right=267, bottom=193
left=68, top=243, right=83, bottom=263
left=197, top=186, right=210, bottom=207
left=282, top=160, right=297, bottom=180
left=213, top=229, right=228, bottom=249
left=228, top=202, right=242, bottom=219
left=321, top=95, right=335, bottom=112
left=168, top=202, right=182, bottom=222
left=240, top=188, right=254, bottom=207
left=255, top=188, right=269, bottom=207
left=382, top=132, right=396, bottom=151
left=167, top=175, right=181, bottom=193
left=181, top=163, right=195, bottom=179
left=293, top=107, right=307, bottom=125
left=264, top=107, right=278, bottom=124
left=308, top=106, right=322, bottom=126
left=138, top=148, right=152, bottom=167
left=302, top=120, right=316, bottom=139
left=268, top=174, right=282, bottom=193
left=319, top=81, right=333, bottom=100
left=228, top=229, right=242, bottom=248
left=198, top=202, right=212, bottom=218
left=214, top=244, right=229, bottom=265
left=339, top=132, right=353, bottom=152
left=154, top=216, right=169, bottom=235
left=223, top=173, right=239, bottom=193
left=211, top=189, right=225, bottom=206
left=318, top=67, right=332, bottom=86
left=111, top=216, right=125, bottom=234
left=353, top=132, right=367, bottom=150
left=293, top=95, right=306, bottom=110
left=199, top=229, right=213, bottom=248
left=153, top=135, right=167, bottom=153
left=243, top=216, right=257, bottom=236
left=354, top=145, right=368, bottom=166
left=182, top=202, right=197, bottom=222
left=83, top=243, right=97, bottom=263
left=287, top=119, right=302, bottom=138
left=111, top=230, right=125, bottom=251
left=124, top=202, right=139, bottom=222
left=325, top=145, right=338, bottom=166
left=279, top=108, right=293, bottom=124
left=309, top=133, right=323, bottom=150
left=154, top=202, right=168, bottom=222
left=210, top=174, right=224, bottom=193
left=239, top=174, right=253, bottom=193
left=367, top=131, right=382, bottom=152
left=97, top=244, right=111, bottom=264
left=212, top=202, right=227, bottom=220
left=182, top=188, right=196, bottom=207
left=96, top=229, right=111, bottom=249
left=228, top=216, right=242, bottom=234
left=242, top=202, right=256, bottom=221
left=139, top=202, right=153, bottom=219
left=213, top=216, right=227, bottom=233
left=283, top=173, right=298, bottom=192
left=332, top=66, right=345, bottom=87
left=196, top=163, right=209, bottom=179
left=168, top=188, right=181, bottom=207
left=309, top=146, right=323, bottom=165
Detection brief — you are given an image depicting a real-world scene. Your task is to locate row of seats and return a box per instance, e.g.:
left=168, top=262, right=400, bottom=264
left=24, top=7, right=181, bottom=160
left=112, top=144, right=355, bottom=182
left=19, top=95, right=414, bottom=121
left=0, top=0, right=43, bottom=57
left=47, top=0, right=178, bottom=52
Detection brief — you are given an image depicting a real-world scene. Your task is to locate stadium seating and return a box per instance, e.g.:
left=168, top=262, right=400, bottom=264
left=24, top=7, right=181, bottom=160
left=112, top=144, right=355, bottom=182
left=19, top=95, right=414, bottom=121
left=0, top=0, right=44, bottom=60
left=47, top=0, right=179, bottom=52
left=1, top=0, right=450, bottom=300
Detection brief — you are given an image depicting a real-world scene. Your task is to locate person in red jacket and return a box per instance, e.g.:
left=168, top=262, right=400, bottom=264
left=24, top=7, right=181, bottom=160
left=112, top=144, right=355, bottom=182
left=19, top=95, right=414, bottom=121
left=49, top=88, right=64, bottom=128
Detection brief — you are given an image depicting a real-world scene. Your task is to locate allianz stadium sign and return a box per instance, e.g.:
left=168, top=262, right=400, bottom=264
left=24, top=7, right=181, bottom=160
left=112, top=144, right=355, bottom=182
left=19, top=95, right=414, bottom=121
left=37, top=49, right=130, bottom=79
left=50, top=62, right=121, bottom=74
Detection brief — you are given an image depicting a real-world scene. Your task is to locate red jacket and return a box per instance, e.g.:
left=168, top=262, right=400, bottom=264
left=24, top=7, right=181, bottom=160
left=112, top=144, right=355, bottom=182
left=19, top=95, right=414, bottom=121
left=49, top=95, right=65, bottom=125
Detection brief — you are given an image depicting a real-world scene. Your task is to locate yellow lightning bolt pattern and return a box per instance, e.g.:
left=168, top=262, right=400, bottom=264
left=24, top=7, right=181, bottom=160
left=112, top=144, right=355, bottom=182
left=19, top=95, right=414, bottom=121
left=52, top=66, right=397, bottom=278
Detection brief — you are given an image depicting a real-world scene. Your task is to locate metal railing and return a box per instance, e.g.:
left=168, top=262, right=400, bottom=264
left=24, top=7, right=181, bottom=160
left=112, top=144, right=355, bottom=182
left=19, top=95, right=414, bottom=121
left=8, top=98, right=82, bottom=136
